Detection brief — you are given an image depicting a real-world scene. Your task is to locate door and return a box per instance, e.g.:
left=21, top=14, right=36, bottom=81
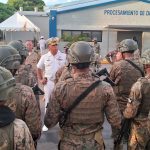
left=117, top=31, right=142, bottom=51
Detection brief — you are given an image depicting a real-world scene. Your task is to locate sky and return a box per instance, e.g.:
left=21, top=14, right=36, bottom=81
left=0, top=0, right=77, bottom=6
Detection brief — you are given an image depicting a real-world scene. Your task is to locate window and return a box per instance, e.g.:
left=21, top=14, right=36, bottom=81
left=61, top=30, right=102, bottom=42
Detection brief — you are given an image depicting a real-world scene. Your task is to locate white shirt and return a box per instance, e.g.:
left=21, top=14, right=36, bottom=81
left=39, top=39, right=46, bottom=51
left=37, top=50, right=66, bottom=80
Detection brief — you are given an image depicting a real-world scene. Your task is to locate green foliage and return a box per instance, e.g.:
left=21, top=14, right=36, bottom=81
left=0, top=2, right=16, bottom=23
left=62, top=33, right=91, bottom=42
left=7, top=0, right=45, bottom=11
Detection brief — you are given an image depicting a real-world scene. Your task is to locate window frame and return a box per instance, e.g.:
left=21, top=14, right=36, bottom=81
left=61, top=30, right=102, bottom=42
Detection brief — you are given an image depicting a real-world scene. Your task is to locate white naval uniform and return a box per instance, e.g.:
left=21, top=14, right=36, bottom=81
left=37, top=50, right=66, bottom=109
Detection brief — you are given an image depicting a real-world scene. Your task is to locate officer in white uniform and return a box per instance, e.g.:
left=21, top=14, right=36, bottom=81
left=37, top=37, right=66, bottom=131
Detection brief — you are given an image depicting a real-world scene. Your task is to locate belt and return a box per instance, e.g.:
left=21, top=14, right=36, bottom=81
left=60, top=129, right=104, bottom=147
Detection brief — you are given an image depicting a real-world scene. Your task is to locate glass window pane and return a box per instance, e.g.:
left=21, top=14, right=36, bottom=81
left=92, top=31, right=102, bottom=42
left=72, top=31, right=81, bottom=36
left=61, top=30, right=102, bottom=42
left=62, top=30, right=72, bottom=41
left=62, top=30, right=71, bottom=36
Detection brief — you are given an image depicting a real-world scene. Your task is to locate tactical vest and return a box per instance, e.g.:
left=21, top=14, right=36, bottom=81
left=138, top=80, right=150, bottom=117
left=116, top=59, right=143, bottom=96
left=63, top=78, right=105, bottom=124
left=0, top=123, right=14, bottom=150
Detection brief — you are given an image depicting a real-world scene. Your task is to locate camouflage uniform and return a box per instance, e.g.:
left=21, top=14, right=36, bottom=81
left=5, top=83, right=42, bottom=141
left=93, top=43, right=101, bottom=54
left=45, top=72, right=121, bottom=150
left=109, top=39, right=144, bottom=113
left=55, top=66, right=72, bottom=84
left=124, top=76, right=150, bottom=149
left=123, top=49, right=150, bottom=150
left=90, top=53, right=101, bottom=73
left=25, top=50, right=41, bottom=77
left=110, top=58, right=143, bottom=112
left=0, top=66, right=35, bottom=150
left=0, top=118, right=35, bottom=150
left=44, top=41, right=121, bottom=150
left=16, top=64, right=37, bottom=87
left=0, top=46, right=42, bottom=144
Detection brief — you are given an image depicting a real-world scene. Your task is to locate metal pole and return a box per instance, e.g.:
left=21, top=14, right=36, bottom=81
left=107, top=27, right=110, bottom=53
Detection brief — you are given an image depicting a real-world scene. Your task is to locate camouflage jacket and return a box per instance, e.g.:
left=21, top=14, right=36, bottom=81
left=93, top=43, right=101, bottom=54
left=25, top=51, right=41, bottom=76
left=124, top=75, right=150, bottom=120
left=15, top=64, right=37, bottom=87
left=109, top=58, right=144, bottom=112
left=0, top=119, right=35, bottom=150
left=55, top=66, right=72, bottom=84
left=14, top=119, right=35, bottom=149
left=5, top=83, right=42, bottom=141
left=44, top=71, right=121, bottom=135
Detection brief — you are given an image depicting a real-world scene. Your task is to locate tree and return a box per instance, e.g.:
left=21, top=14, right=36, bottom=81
left=7, top=0, right=45, bottom=11
left=0, top=2, right=15, bottom=23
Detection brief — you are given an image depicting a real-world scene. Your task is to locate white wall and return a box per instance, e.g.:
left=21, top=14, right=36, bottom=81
left=5, top=31, right=35, bottom=43
left=142, top=32, right=150, bottom=51
left=26, top=16, right=49, bottom=40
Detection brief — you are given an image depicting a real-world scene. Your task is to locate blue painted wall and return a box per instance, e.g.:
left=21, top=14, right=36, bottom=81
left=49, top=10, right=57, bottom=37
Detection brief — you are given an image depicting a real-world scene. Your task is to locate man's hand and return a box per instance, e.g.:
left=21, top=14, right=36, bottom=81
left=40, top=78, right=47, bottom=85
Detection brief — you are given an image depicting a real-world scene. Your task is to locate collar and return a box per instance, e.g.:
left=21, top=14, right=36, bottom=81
left=73, top=71, right=91, bottom=79
left=48, top=50, right=60, bottom=57
left=0, top=106, right=15, bottom=127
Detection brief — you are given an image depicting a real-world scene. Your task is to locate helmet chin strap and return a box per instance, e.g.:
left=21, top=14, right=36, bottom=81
left=10, top=69, right=17, bottom=76
left=121, top=53, right=125, bottom=60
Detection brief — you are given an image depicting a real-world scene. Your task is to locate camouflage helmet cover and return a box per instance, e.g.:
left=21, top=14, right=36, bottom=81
left=118, top=39, right=138, bottom=53
left=8, top=40, right=28, bottom=56
left=0, top=66, right=16, bottom=100
left=0, top=45, right=21, bottom=69
left=68, top=41, right=94, bottom=64
left=140, top=49, right=150, bottom=65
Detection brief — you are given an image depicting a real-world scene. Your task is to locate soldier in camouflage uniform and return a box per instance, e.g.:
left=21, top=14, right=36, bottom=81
left=109, top=39, right=144, bottom=113
left=0, top=66, right=35, bottom=150
left=8, top=40, right=37, bottom=87
left=123, top=49, right=150, bottom=150
left=92, top=37, right=101, bottom=55
left=44, top=41, right=121, bottom=150
left=25, top=40, right=41, bottom=77
left=0, top=45, right=42, bottom=148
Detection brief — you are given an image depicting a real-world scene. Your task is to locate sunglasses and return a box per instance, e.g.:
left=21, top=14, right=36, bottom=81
left=51, top=44, right=58, bottom=46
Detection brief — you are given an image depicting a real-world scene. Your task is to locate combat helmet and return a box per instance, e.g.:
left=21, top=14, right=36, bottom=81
left=8, top=40, right=28, bottom=57
left=140, top=49, right=150, bottom=65
left=0, top=66, right=16, bottom=100
left=0, top=45, right=21, bottom=69
left=118, top=39, right=138, bottom=53
left=68, top=41, right=93, bottom=64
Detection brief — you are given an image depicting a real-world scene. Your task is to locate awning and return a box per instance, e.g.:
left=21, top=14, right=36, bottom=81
left=106, top=25, right=150, bottom=31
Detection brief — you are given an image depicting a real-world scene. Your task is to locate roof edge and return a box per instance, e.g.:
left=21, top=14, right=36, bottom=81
left=57, top=0, right=149, bottom=14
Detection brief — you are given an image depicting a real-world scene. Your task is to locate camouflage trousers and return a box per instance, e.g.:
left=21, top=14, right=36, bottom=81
left=128, top=120, right=150, bottom=150
left=59, top=130, right=104, bottom=150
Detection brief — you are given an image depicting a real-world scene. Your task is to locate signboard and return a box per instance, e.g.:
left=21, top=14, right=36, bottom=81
left=104, top=9, right=150, bottom=16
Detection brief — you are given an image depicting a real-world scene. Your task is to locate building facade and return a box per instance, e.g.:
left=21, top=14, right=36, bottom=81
left=49, top=0, right=150, bottom=57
